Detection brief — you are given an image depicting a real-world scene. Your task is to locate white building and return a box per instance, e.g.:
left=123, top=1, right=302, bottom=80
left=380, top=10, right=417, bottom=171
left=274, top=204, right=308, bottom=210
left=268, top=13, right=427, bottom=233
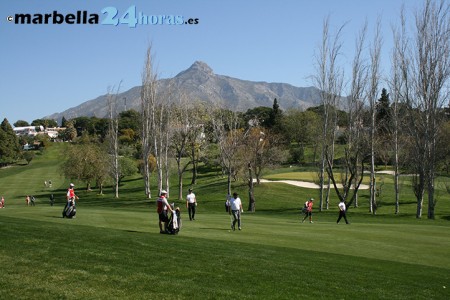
left=44, top=127, right=65, bottom=138
left=13, top=126, right=64, bottom=139
left=13, top=126, right=44, bottom=137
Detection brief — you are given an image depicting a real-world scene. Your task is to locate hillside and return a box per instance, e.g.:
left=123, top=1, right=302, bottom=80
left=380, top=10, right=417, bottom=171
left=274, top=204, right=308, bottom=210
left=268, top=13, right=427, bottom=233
left=45, top=61, right=322, bottom=122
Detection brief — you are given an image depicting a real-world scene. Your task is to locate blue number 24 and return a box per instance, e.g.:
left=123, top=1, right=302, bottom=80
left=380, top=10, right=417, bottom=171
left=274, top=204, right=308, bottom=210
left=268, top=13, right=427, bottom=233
left=101, top=6, right=138, bottom=28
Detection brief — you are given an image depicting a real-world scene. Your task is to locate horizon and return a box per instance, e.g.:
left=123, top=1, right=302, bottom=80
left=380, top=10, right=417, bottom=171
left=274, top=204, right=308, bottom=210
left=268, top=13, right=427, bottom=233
left=1, top=0, right=425, bottom=124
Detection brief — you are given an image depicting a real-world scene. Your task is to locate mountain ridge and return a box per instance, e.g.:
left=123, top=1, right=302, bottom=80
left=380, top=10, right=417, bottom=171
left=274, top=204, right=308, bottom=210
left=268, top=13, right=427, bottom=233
left=45, top=61, right=322, bottom=122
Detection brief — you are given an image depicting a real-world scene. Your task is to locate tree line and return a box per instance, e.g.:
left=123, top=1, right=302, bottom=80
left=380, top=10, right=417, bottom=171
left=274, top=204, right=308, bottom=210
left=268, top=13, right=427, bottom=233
left=310, top=0, right=450, bottom=219
left=2, top=85, right=448, bottom=216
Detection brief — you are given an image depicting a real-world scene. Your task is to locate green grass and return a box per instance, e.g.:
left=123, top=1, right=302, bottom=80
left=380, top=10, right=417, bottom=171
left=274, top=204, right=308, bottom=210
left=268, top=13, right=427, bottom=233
left=1, top=143, right=450, bottom=299
left=264, top=170, right=318, bottom=182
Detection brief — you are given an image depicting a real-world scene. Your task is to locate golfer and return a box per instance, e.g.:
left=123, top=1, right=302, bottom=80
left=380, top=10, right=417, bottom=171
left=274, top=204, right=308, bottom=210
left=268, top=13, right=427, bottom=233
left=186, top=188, right=197, bottom=221
left=157, top=190, right=173, bottom=233
left=337, top=199, right=350, bottom=224
left=229, top=192, right=243, bottom=231
left=302, top=197, right=314, bottom=223
left=63, top=183, right=78, bottom=217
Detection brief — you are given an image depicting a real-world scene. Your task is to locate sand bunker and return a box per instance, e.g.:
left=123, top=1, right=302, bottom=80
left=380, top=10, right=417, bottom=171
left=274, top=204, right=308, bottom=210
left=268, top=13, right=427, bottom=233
left=256, top=179, right=369, bottom=190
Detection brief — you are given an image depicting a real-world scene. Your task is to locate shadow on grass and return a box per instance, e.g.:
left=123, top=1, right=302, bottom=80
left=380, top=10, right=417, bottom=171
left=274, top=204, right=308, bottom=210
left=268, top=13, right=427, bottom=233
left=257, top=208, right=298, bottom=213
left=199, top=227, right=229, bottom=231
left=80, top=199, right=152, bottom=208
left=378, top=200, right=417, bottom=206
left=121, top=177, right=142, bottom=183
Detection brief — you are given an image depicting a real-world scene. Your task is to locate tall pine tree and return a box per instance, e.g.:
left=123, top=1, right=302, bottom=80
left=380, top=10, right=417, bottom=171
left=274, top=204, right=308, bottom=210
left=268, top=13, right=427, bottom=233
left=269, top=98, right=283, bottom=133
left=375, top=88, right=391, bottom=135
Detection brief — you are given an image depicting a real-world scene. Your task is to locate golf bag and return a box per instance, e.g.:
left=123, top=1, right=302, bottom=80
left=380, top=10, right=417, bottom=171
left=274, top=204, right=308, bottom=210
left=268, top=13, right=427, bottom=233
left=63, top=199, right=76, bottom=218
left=301, top=201, right=308, bottom=214
left=301, top=206, right=307, bottom=214
left=167, top=207, right=181, bottom=235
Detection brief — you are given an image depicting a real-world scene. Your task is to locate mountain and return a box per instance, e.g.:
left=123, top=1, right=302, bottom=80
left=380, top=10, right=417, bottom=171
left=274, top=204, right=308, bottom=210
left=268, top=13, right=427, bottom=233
left=45, top=61, right=322, bottom=122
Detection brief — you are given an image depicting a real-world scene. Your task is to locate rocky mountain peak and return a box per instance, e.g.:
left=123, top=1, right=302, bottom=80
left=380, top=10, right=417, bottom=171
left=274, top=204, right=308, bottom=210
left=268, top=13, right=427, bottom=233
left=190, top=61, right=214, bottom=74
left=176, top=61, right=214, bottom=78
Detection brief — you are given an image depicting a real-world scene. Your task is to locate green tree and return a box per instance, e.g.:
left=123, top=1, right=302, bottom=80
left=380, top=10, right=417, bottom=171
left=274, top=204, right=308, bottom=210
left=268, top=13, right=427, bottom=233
left=374, top=88, right=393, bottom=167
left=61, top=143, right=108, bottom=191
left=283, top=109, right=322, bottom=163
left=22, top=151, right=35, bottom=165
left=0, top=118, right=21, bottom=166
left=307, top=105, right=348, bottom=127
left=375, top=88, right=391, bottom=135
left=34, top=134, right=51, bottom=149
left=61, top=121, right=77, bottom=141
left=269, top=98, right=284, bottom=132
left=118, top=157, right=137, bottom=184
left=119, top=109, right=141, bottom=133
left=91, top=117, right=110, bottom=140
left=72, top=117, right=93, bottom=136
left=118, top=110, right=141, bottom=145
left=13, top=120, right=29, bottom=127
left=438, top=121, right=450, bottom=174
left=243, top=106, right=273, bottom=128
left=31, top=118, right=57, bottom=128
left=61, top=116, right=68, bottom=127
left=119, top=128, right=136, bottom=145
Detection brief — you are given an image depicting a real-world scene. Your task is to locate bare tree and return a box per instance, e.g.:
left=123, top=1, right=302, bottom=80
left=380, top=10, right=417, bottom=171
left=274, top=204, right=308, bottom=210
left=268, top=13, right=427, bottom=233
left=172, top=98, right=208, bottom=198
left=366, top=18, right=383, bottom=214
left=395, top=0, right=450, bottom=218
left=390, top=9, right=409, bottom=214
left=163, top=114, right=171, bottom=197
left=187, top=101, right=208, bottom=185
left=171, top=94, right=192, bottom=200
left=140, top=45, right=157, bottom=198
left=240, top=127, right=264, bottom=212
left=313, top=16, right=346, bottom=211
left=347, top=20, right=368, bottom=208
left=325, top=21, right=369, bottom=212
left=211, top=107, right=244, bottom=196
left=240, top=127, right=284, bottom=212
left=155, top=85, right=173, bottom=197
left=107, top=82, right=122, bottom=198
left=416, top=0, right=449, bottom=219
left=94, top=149, right=110, bottom=195
left=326, top=147, right=365, bottom=208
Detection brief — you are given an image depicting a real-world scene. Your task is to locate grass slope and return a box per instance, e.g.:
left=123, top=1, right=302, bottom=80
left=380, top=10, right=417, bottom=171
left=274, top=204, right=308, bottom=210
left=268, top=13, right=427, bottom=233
left=1, top=143, right=450, bottom=299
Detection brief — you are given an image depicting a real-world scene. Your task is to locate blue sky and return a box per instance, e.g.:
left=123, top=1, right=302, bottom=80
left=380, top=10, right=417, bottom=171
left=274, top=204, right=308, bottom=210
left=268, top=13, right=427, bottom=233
left=1, top=0, right=424, bottom=124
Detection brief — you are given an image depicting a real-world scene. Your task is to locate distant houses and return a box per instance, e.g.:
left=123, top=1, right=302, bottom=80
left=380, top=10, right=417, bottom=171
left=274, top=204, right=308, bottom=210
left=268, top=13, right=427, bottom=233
left=13, top=126, right=66, bottom=137
left=13, top=126, right=44, bottom=137
left=44, top=127, right=65, bottom=138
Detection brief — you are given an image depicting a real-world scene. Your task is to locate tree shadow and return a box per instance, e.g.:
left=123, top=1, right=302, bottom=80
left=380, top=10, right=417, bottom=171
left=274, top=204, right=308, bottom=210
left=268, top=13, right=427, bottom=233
left=199, top=227, right=230, bottom=231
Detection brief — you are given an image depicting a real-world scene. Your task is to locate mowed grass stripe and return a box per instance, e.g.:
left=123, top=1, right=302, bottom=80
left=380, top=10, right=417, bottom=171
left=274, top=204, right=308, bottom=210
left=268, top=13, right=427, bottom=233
left=0, top=215, right=449, bottom=299
left=3, top=205, right=449, bottom=270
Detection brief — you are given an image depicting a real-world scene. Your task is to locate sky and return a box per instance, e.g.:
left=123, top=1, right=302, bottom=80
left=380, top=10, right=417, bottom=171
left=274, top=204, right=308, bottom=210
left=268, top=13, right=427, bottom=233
left=0, top=0, right=425, bottom=125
